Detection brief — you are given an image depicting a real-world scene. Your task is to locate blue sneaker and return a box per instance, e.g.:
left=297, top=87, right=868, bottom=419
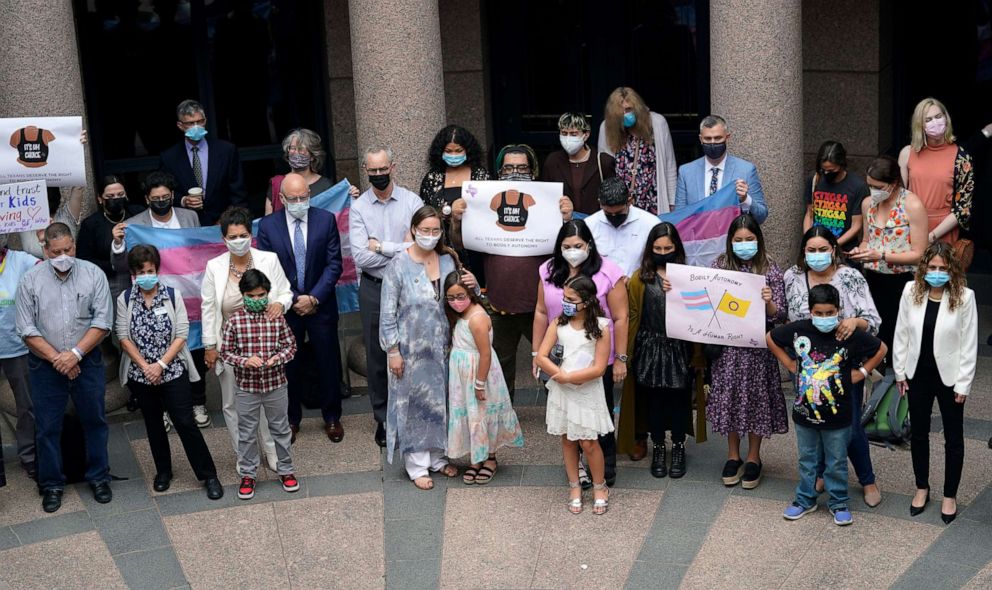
left=783, top=502, right=817, bottom=520
left=832, top=508, right=853, bottom=526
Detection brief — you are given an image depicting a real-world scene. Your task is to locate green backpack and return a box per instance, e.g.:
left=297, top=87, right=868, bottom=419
left=860, top=373, right=911, bottom=445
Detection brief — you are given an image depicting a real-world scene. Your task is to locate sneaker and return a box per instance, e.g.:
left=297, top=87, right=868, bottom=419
left=721, top=459, right=745, bottom=486
left=238, top=476, right=256, bottom=500
left=192, top=405, right=212, bottom=428
left=281, top=473, right=300, bottom=492
left=577, top=464, right=592, bottom=490
left=741, top=461, right=763, bottom=490
left=783, top=502, right=817, bottom=520
left=163, top=412, right=172, bottom=433
left=832, top=508, right=853, bottom=526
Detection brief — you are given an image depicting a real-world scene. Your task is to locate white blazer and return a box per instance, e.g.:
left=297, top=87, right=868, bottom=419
left=892, top=282, right=978, bottom=395
left=200, top=247, right=293, bottom=374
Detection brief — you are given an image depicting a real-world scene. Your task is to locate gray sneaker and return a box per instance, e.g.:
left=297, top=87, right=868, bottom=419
left=192, top=405, right=212, bottom=428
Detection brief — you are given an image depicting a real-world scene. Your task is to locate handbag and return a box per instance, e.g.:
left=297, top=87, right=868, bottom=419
left=952, top=237, right=974, bottom=270
left=538, top=344, right=564, bottom=383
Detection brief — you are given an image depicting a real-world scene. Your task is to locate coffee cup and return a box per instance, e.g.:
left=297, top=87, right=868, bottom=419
left=188, top=187, right=203, bottom=197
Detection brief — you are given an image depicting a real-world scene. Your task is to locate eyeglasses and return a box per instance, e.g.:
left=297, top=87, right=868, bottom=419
left=416, top=228, right=442, bottom=237
left=148, top=196, right=172, bottom=204
left=178, top=118, right=206, bottom=128
left=280, top=193, right=310, bottom=204
left=365, top=166, right=391, bottom=175
left=500, top=164, right=531, bottom=174
left=445, top=294, right=468, bottom=302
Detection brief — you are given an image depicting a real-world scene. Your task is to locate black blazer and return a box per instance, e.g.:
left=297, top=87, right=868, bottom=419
left=540, top=149, right=615, bottom=216
left=159, top=138, right=247, bottom=225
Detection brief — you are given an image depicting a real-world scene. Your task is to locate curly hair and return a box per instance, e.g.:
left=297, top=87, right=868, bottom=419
left=426, top=125, right=484, bottom=172
left=556, top=275, right=605, bottom=341
left=911, top=242, right=966, bottom=311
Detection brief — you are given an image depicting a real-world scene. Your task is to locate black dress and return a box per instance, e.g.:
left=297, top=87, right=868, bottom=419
left=634, top=280, right=691, bottom=389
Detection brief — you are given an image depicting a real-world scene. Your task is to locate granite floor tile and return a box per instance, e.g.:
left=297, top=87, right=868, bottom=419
left=95, top=507, right=170, bottom=556
left=626, top=561, right=686, bottom=590
left=636, top=511, right=710, bottom=566
left=385, top=516, right=443, bottom=562
left=497, top=406, right=563, bottom=466
left=962, top=560, right=992, bottom=590
left=656, top=479, right=732, bottom=523
left=305, top=470, right=382, bottom=497
left=114, top=546, right=188, bottom=590
left=0, top=531, right=127, bottom=589
left=0, top=469, right=86, bottom=526
left=0, top=525, right=19, bottom=550
left=923, top=517, right=992, bottom=568
left=10, top=509, right=93, bottom=545
left=383, top=478, right=445, bottom=520
left=891, top=553, right=980, bottom=590
left=153, top=484, right=240, bottom=517
left=76, top=478, right=153, bottom=517
left=288, top=414, right=382, bottom=476
left=520, top=464, right=568, bottom=487
left=387, top=558, right=439, bottom=590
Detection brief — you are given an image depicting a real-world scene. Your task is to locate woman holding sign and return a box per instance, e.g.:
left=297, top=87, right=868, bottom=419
left=708, top=214, right=788, bottom=490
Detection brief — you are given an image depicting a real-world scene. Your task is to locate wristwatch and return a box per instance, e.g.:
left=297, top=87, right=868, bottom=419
left=616, top=353, right=629, bottom=364
left=374, top=243, right=382, bottom=254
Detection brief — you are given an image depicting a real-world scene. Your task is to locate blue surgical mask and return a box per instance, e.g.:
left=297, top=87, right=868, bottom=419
left=622, top=112, right=636, bottom=128
left=561, top=300, right=579, bottom=317
left=924, top=270, right=950, bottom=288
left=134, top=274, right=158, bottom=291
left=732, top=241, right=759, bottom=261
left=812, top=314, right=840, bottom=333
left=442, top=153, right=466, bottom=167
left=184, top=125, right=208, bottom=142
left=805, top=251, right=833, bottom=272
left=286, top=200, right=309, bottom=220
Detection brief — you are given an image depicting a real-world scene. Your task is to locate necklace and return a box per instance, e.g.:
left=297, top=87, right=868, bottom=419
left=229, top=254, right=254, bottom=278
left=103, top=211, right=126, bottom=224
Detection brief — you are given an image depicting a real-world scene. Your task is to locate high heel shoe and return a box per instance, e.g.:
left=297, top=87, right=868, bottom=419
left=941, top=498, right=958, bottom=524
left=909, top=489, right=930, bottom=517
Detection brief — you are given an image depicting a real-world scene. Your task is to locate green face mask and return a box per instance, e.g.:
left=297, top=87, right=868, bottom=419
left=243, top=296, right=268, bottom=313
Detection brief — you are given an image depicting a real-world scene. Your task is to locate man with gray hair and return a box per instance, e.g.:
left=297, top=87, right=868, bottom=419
left=348, top=146, right=421, bottom=447
left=160, top=99, right=246, bottom=225
left=15, top=222, right=113, bottom=513
left=674, top=115, right=768, bottom=227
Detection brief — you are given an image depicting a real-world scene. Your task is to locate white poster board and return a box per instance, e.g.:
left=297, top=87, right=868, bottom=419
left=665, top=263, right=768, bottom=348
left=460, top=180, right=563, bottom=257
left=0, top=116, right=85, bottom=186
left=0, top=180, right=52, bottom=234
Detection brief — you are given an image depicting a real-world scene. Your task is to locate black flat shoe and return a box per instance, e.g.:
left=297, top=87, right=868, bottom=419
left=374, top=422, right=386, bottom=448
left=42, top=489, right=63, bottom=513
left=91, top=482, right=113, bottom=504
left=153, top=472, right=173, bottom=492
left=205, top=477, right=224, bottom=500
left=910, top=490, right=930, bottom=517
left=650, top=443, right=667, bottom=478
left=941, top=510, right=958, bottom=524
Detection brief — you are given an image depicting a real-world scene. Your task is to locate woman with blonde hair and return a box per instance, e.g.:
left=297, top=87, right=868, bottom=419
left=597, top=87, right=677, bottom=215
left=897, top=98, right=974, bottom=246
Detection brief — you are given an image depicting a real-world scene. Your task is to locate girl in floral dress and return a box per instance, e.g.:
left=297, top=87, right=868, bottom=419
left=707, top=214, right=788, bottom=490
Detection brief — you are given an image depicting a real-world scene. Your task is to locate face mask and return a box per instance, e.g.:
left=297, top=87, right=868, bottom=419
left=103, top=198, right=125, bottom=217
left=812, top=314, right=840, bottom=333
left=732, top=241, right=759, bottom=261
left=448, top=298, right=471, bottom=313
left=701, top=142, right=727, bottom=160
left=286, top=200, right=309, bottom=220
left=805, top=251, right=833, bottom=272
left=368, top=174, right=390, bottom=191
left=925, top=118, right=947, bottom=138
left=184, top=125, right=208, bottom=142
left=561, top=300, right=580, bottom=317
left=868, top=187, right=889, bottom=205
left=50, top=254, right=75, bottom=273
left=652, top=251, right=677, bottom=266
left=225, top=237, right=252, bottom=257
left=605, top=211, right=628, bottom=228
left=622, top=112, right=636, bottom=128
left=243, top=296, right=268, bottom=313
left=415, top=234, right=440, bottom=250
left=134, top=274, right=158, bottom=291
left=559, top=135, right=585, bottom=156
left=499, top=172, right=533, bottom=182
left=287, top=153, right=311, bottom=170
left=443, top=153, right=466, bottom=167
left=924, top=270, right=950, bottom=287
left=561, top=247, right=589, bottom=267
left=149, top=200, right=172, bottom=217
left=819, top=169, right=840, bottom=183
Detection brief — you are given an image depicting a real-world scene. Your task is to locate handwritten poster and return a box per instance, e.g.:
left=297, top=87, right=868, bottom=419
left=0, top=180, right=52, bottom=234
left=460, top=180, right=563, bottom=257
left=0, top=116, right=85, bottom=186
left=665, top=263, right=767, bottom=348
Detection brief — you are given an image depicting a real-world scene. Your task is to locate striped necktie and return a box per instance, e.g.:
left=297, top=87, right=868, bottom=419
left=191, top=147, right=203, bottom=188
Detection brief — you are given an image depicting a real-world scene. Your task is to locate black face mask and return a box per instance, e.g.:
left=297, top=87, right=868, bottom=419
left=103, top=198, right=125, bottom=218
left=701, top=142, right=727, bottom=160
left=605, top=210, right=628, bottom=228
left=652, top=251, right=677, bottom=266
left=819, top=169, right=840, bottom=183
left=368, top=174, right=390, bottom=191
left=149, top=200, right=172, bottom=217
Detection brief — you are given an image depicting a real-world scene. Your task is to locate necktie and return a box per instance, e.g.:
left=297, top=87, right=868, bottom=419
left=191, top=147, right=203, bottom=188
left=708, top=167, right=720, bottom=196
left=294, top=219, right=306, bottom=291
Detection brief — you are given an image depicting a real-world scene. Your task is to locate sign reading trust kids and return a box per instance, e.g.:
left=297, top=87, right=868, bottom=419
left=0, top=116, right=86, bottom=186
left=460, top=180, right=564, bottom=257
left=0, top=180, right=52, bottom=234
left=665, top=263, right=767, bottom=348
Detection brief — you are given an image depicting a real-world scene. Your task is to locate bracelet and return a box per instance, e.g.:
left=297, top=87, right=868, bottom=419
left=474, top=378, right=486, bottom=388
left=387, top=350, right=401, bottom=358
left=474, top=385, right=486, bottom=391
left=530, top=351, right=538, bottom=358
left=859, top=367, right=869, bottom=380
left=70, top=347, right=83, bottom=361
left=157, top=359, right=169, bottom=370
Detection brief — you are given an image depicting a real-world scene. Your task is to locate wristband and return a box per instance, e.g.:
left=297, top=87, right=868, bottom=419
left=530, top=351, right=538, bottom=358
left=858, top=367, right=869, bottom=381
left=387, top=350, right=401, bottom=358
left=71, top=347, right=83, bottom=361
left=474, top=378, right=486, bottom=389
left=157, top=359, right=169, bottom=370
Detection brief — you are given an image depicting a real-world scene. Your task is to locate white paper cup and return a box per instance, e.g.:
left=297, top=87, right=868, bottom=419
left=188, top=187, right=203, bottom=197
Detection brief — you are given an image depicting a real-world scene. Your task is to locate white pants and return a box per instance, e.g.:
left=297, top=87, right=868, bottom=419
left=404, top=449, right=448, bottom=480
left=220, top=363, right=277, bottom=471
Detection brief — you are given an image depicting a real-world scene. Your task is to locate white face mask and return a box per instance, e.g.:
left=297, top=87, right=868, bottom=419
left=561, top=247, right=589, bottom=267
left=50, top=254, right=75, bottom=273
left=286, top=200, right=309, bottom=220
left=415, top=234, right=441, bottom=251
left=225, top=237, right=252, bottom=256
left=559, top=135, right=585, bottom=156
left=869, top=187, right=889, bottom=205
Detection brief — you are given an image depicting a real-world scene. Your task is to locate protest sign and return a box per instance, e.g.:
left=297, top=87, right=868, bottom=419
left=665, top=263, right=767, bottom=348
left=0, top=180, right=52, bottom=234
left=0, top=116, right=85, bottom=186
left=460, top=180, right=563, bottom=257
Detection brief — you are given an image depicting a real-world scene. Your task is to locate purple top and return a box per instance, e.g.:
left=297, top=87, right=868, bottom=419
left=185, top=139, right=209, bottom=189
left=539, top=256, right=625, bottom=364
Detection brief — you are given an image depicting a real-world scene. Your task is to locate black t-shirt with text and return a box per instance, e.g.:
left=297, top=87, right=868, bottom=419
left=803, top=173, right=870, bottom=249
left=770, top=320, right=882, bottom=430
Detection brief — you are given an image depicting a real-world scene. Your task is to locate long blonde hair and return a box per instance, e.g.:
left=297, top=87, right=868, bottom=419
left=911, top=242, right=965, bottom=311
left=910, top=97, right=956, bottom=152
left=603, top=87, right=653, bottom=152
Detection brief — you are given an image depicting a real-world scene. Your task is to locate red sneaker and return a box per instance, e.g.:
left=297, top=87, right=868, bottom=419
left=238, top=476, right=256, bottom=500
left=281, top=473, right=300, bottom=492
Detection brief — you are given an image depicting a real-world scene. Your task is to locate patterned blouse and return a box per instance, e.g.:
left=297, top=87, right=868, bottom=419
left=864, top=188, right=913, bottom=274
left=951, top=145, right=974, bottom=229
left=615, top=135, right=658, bottom=214
left=418, top=166, right=491, bottom=211
left=783, top=265, right=881, bottom=335
left=127, top=287, right=184, bottom=385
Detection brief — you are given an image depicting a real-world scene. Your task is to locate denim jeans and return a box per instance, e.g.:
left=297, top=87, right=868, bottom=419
left=28, top=350, right=109, bottom=491
left=795, top=423, right=851, bottom=511
left=815, top=381, right=876, bottom=486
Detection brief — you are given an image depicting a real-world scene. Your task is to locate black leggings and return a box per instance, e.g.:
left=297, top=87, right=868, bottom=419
left=637, top=384, right=692, bottom=444
left=908, top=372, right=964, bottom=498
left=863, top=270, right=912, bottom=366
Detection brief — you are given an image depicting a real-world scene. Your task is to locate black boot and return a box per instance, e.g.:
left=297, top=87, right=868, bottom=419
left=670, top=442, right=687, bottom=478
left=650, top=443, right=667, bottom=478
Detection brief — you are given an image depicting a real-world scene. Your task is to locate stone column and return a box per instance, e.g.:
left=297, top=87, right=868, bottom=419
left=710, top=0, right=803, bottom=261
left=349, top=0, right=446, bottom=190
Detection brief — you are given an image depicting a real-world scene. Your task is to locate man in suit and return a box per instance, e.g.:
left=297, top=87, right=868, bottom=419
left=257, top=173, right=345, bottom=443
left=674, top=115, right=768, bottom=223
left=159, top=99, right=247, bottom=225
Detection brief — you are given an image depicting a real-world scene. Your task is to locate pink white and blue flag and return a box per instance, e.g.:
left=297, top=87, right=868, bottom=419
left=659, top=182, right=741, bottom=267
left=679, top=289, right=713, bottom=311
left=124, top=180, right=358, bottom=350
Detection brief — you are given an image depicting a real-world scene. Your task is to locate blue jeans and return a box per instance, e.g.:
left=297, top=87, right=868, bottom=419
left=795, top=423, right=851, bottom=511
left=28, top=350, right=109, bottom=491
left=815, top=381, right=875, bottom=485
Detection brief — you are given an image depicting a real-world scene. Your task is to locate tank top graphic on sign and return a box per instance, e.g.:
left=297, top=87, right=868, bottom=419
left=10, top=127, right=54, bottom=168
left=491, top=190, right=533, bottom=232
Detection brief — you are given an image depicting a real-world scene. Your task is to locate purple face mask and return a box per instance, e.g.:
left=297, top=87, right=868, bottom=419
left=925, top=117, right=946, bottom=138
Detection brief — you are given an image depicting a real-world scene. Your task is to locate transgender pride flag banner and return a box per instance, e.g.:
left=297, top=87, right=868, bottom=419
left=124, top=180, right=359, bottom=350
left=659, top=182, right=741, bottom=268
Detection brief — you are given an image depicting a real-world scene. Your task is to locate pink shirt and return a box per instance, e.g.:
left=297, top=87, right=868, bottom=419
left=538, top=257, right=625, bottom=364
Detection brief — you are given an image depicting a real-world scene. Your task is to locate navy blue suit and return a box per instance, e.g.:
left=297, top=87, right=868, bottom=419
left=159, top=139, right=246, bottom=225
left=258, top=208, right=344, bottom=425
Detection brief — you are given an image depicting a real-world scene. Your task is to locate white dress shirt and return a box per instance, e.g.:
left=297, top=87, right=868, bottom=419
left=586, top=205, right=659, bottom=276
left=151, top=212, right=182, bottom=229
left=286, top=209, right=309, bottom=250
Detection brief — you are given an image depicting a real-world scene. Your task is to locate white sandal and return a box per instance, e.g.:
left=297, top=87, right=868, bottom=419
left=593, top=481, right=610, bottom=515
left=567, top=480, right=583, bottom=514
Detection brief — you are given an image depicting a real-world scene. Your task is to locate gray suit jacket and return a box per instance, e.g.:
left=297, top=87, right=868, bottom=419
left=112, top=207, right=202, bottom=272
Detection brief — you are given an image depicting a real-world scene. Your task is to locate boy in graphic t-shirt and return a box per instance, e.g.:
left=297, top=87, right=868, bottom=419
left=767, top=284, right=886, bottom=526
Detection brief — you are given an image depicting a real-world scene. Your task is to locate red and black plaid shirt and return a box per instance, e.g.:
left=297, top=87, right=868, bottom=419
left=219, top=308, right=297, bottom=393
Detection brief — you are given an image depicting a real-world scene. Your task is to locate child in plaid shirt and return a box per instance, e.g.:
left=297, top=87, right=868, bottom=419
left=220, top=269, right=299, bottom=500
